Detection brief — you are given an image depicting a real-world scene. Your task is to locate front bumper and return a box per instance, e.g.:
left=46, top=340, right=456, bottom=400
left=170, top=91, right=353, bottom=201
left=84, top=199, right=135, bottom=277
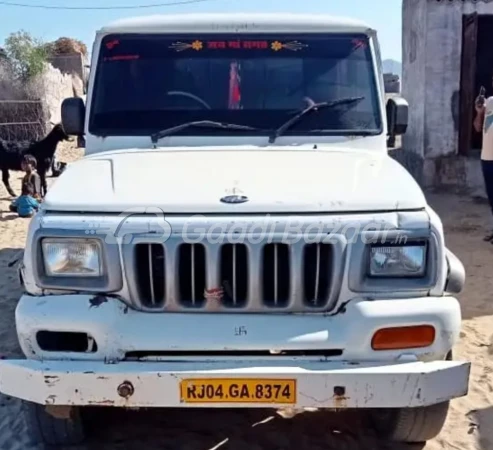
left=14, top=294, right=463, bottom=362
left=0, top=359, right=470, bottom=409
left=2, top=294, right=469, bottom=409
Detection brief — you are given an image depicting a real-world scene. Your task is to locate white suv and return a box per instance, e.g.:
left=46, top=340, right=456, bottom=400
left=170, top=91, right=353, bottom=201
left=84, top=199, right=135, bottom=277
left=0, top=13, right=469, bottom=447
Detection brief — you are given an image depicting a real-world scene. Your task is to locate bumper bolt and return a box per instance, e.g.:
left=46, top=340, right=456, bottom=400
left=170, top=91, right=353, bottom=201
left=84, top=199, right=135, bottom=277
left=117, top=381, right=134, bottom=399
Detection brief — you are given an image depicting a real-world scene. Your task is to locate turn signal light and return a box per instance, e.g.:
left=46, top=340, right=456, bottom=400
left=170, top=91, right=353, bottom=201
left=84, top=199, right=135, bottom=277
left=371, top=325, right=435, bottom=351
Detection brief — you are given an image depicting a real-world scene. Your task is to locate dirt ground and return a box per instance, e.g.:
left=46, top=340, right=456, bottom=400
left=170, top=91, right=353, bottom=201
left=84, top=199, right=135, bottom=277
left=0, top=143, right=492, bottom=450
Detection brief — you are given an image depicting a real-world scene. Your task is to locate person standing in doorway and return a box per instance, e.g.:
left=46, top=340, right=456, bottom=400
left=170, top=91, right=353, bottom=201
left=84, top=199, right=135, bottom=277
left=474, top=83, right=493, bottom=241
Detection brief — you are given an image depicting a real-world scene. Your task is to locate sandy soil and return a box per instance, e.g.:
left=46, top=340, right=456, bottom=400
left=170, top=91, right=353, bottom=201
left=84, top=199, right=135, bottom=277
left=0, top=143, right=491, bottom=449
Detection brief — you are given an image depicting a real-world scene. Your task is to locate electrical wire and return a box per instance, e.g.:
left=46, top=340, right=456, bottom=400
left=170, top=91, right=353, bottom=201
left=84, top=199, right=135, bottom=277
left=0, top=0, right=216, bottom=9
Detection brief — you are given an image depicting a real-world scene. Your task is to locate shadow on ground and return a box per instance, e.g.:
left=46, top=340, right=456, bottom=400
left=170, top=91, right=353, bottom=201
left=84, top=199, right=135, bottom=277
left=76, top=407, right=423, bottom=450
left=0, top=248, right=24, bottom=358
left=0, top=214, right=18, bottom=222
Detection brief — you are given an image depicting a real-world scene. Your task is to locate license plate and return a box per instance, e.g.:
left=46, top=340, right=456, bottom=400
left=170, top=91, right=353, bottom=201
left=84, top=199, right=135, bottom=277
left=179, top=378, right=297, bottom=404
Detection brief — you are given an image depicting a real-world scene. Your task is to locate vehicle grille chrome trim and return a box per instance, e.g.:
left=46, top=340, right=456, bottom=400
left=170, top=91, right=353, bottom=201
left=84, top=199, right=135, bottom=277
left=122, top=222, right=347, bottom=313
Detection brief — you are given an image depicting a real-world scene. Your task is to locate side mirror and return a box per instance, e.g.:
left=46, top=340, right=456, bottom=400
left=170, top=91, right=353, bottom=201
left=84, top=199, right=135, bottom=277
left=61, top=97, right=85, bottom=136
left=386, top=96, right=408, bottom=148
left=386, top=96, right=408, bottom=135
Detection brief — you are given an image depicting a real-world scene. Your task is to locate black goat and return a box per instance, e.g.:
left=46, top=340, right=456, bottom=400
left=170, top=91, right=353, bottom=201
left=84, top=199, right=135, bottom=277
left=0, top=124, right=70, bottom=198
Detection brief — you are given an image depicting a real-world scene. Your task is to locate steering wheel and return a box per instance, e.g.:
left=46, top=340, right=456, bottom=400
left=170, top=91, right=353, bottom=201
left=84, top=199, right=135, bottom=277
left=165, top=91, right=212, bottom=110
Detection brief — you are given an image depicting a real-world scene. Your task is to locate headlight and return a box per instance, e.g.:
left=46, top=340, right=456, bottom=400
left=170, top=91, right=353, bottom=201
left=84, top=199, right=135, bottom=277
left=41, top=238, right=102, bottom=277
left=369, top=244, right=427, bottom=277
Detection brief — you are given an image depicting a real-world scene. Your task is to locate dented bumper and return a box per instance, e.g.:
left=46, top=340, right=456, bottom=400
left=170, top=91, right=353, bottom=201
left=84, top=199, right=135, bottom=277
left=0, top=359, right=470, bottom=409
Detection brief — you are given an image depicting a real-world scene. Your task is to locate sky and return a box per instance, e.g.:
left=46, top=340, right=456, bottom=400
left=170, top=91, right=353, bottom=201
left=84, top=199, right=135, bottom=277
left=0, top=0, right=402, bottom=61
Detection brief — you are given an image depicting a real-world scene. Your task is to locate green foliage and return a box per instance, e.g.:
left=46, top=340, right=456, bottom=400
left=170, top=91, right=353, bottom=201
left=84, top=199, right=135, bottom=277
left=4, top=30, right=48, bottom=80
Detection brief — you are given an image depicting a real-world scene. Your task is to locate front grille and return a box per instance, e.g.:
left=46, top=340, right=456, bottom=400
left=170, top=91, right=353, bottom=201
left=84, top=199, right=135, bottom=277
left=126, top=236, right=343, bottom=313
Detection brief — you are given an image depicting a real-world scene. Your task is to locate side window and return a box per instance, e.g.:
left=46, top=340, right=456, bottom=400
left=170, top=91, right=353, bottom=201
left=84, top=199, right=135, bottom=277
left=93, top=62, right=129, bottom=112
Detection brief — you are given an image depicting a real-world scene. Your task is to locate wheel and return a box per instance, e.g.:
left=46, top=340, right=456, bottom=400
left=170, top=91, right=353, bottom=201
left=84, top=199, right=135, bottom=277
left=369, top=401, right=450, bottom=443
left=369, top=351, right=453, bottom=443
left=23, top=401, right=85, bottom=447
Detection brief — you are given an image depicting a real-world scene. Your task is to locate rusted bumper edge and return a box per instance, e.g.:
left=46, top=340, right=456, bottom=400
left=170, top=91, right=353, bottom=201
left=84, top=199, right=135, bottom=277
left=0, top=359, right=470, bottom=409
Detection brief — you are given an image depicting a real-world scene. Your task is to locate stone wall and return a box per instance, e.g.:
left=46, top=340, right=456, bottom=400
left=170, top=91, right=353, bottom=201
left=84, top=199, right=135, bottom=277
left=0, top=61, right=77, bottom=141
left=25, top=63, right=75, bottom=125
left=47, top=53, right=88, bottom=87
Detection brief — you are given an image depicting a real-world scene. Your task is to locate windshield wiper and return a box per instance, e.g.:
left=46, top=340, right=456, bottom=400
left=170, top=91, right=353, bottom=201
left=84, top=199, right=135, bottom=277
left=151, top=120, right=258, bottom=144
left=268, top=96, right=366, bottom=144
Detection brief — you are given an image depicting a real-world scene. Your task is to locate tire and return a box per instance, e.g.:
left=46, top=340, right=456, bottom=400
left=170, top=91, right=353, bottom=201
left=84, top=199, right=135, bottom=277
left=369, top=401, right=450, bottom=443
left=369, top=351, right=453, bottom=443
left=23, top=401, right=85, bottom=447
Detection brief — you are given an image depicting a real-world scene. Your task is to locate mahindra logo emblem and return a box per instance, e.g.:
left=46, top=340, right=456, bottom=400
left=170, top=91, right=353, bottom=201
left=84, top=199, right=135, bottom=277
left=220, top=195, right=249, bottom=204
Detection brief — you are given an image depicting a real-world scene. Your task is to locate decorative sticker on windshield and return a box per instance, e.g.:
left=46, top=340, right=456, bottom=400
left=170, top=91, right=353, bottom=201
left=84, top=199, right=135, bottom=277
left=169, top=40, right=204, bottom=52
left=105, top=39, right=120, bottom=50
left=103, top=54, right=140, bottom=62
left=351, top=39, right=367, bottom=50
left=270, top=41, right=307, bottom=51
left=168, top=39, right=308, bottom=52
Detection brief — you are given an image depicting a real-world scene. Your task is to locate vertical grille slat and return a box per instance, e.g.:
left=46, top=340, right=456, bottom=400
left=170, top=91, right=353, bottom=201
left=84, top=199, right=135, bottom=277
left=289, top=242, right=305, bottom=308
left=233, top=244, right=237, bottom=305
left=179, top=244, right=206, bottom=308
left=134, top=243, right=165, bottom=308
left=148, top=244, right=156, bottom=305
left=245, top=243, right=263, bottom=309
left=274, top=244, right=278, bottom=306
left=164, top=240, right=180, bottom=309
left=263, top=243, right=290, bottom=308
left=220, top=244, right=248, bottom=308
left=303, top=243, right=333, bottom=308
left=191, top=244, right=196, bottom=306
left=314, top=243, right=321, bottom=303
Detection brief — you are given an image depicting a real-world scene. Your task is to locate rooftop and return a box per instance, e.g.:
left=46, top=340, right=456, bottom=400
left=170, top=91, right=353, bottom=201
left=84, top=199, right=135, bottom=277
left=99, top=13, right=373, bottom=35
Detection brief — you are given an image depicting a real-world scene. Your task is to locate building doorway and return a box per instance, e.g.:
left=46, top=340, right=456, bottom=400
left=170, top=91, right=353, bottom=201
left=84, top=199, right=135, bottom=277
left=459, top=13, right=493, bottom=156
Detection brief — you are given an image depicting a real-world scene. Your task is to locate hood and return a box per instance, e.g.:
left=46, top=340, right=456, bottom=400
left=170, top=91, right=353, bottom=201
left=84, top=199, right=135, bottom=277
left=42, top=146, right=426, bottom=214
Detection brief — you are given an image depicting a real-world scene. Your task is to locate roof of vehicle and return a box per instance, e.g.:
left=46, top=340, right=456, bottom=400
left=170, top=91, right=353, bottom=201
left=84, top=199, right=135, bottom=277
left=99, top=13, right=373, bottom=35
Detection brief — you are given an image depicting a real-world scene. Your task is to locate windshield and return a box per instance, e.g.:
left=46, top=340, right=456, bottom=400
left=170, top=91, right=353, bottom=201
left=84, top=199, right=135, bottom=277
left=89, top=33, right=382, bottom=137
